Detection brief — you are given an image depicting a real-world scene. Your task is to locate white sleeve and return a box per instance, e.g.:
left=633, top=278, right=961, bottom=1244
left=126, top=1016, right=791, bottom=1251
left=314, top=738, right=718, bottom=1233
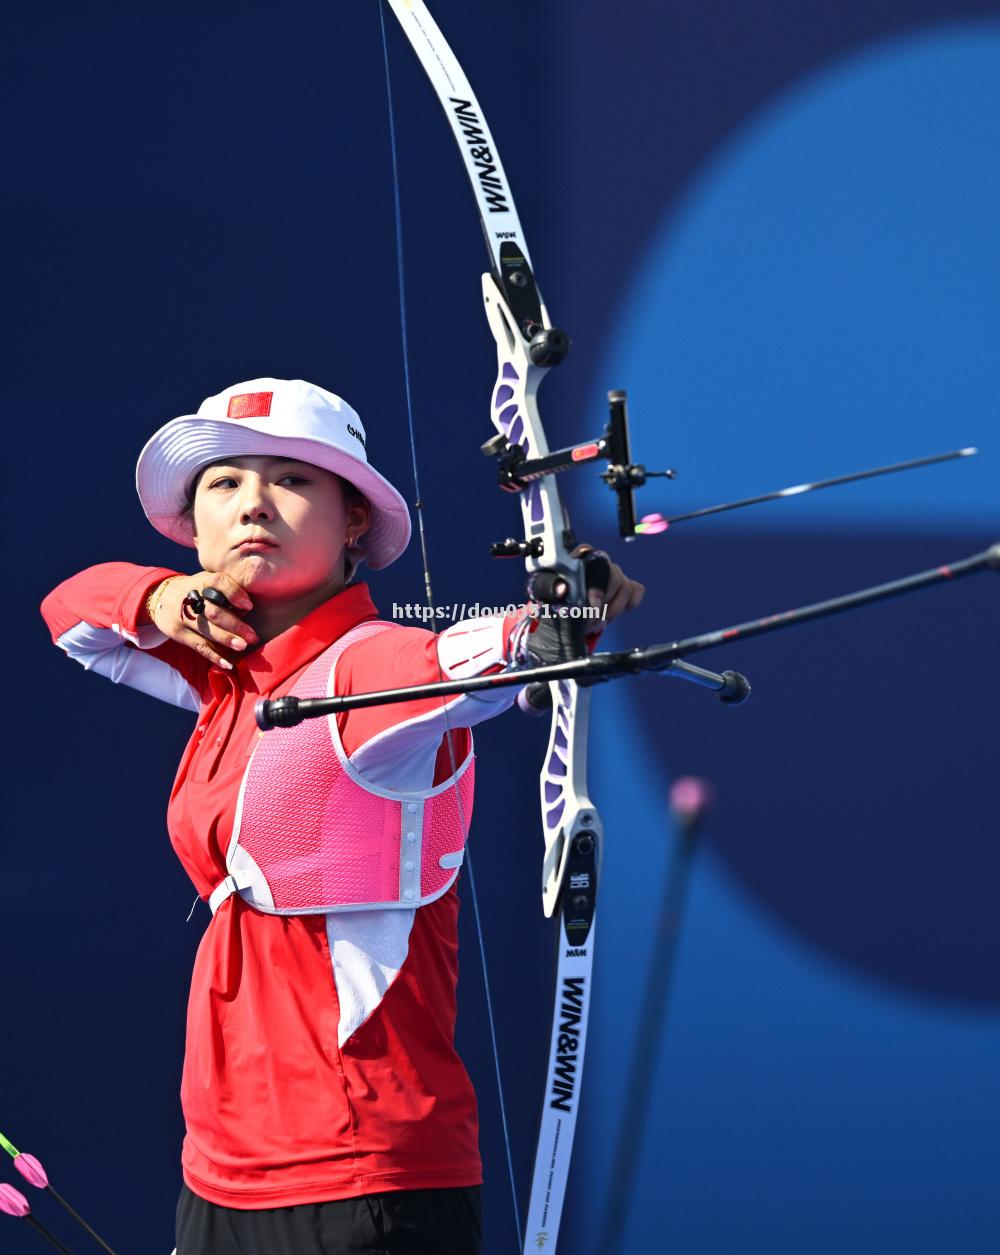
left=351, top=614, right=525, bottom=789
left=56, top=621, right=201, bottom=713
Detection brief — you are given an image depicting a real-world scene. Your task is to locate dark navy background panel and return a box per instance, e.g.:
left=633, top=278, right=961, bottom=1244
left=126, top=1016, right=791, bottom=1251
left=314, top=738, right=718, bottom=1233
left=6, top=2, right=998, bottom=1253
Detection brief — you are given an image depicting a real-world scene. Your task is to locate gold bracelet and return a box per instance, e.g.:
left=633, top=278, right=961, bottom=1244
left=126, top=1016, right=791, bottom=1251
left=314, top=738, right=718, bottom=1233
left=145, top=576, right=179, bottom=624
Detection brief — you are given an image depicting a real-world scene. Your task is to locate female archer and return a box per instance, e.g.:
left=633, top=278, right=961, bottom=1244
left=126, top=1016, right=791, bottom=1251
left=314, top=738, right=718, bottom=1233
left=40, top=376, right=643, bottom=1255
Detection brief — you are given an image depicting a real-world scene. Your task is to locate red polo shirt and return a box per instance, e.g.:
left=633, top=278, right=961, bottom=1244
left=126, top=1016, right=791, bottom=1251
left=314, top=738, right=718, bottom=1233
left=42, top=567, right=482, bottom=1209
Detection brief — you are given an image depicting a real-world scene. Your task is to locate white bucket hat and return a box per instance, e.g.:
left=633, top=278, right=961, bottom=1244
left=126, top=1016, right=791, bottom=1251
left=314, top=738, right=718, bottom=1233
left=135, top=378, right=411, bottom=571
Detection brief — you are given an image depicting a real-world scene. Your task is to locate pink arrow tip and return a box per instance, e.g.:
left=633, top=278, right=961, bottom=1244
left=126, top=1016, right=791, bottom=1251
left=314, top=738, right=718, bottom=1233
left=15, top=1152, right=49, bottom=1189
left=0, top=1182, right=31, bottom=1218
left=635, top=513, right=669, bottom=535
left=670, top=775, right=713, bottom=822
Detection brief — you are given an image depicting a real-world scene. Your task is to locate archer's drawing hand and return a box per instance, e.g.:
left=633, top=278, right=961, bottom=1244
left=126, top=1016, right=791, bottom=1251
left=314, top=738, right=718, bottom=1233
left=146, top=572, right=258, bottom=670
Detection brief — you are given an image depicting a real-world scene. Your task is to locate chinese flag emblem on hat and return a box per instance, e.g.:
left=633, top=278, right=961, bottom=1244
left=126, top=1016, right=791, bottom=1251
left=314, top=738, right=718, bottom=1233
left=227, top=392, right=273, bottom=419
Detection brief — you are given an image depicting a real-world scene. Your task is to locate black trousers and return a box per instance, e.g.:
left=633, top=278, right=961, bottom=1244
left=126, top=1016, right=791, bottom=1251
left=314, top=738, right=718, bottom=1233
left=175, top=1184, right=482, bottom=1255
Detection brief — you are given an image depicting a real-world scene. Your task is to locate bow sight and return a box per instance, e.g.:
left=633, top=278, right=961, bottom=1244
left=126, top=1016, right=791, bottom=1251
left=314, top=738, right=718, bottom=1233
left=483, top=389, right=676, bottom=557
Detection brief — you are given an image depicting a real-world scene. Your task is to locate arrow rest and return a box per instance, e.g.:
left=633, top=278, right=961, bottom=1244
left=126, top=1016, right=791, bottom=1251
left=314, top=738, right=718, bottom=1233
left=489, top=535, right=545, bottom=558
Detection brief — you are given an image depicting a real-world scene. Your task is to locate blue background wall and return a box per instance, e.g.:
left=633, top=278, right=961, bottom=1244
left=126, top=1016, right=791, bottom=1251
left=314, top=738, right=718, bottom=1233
left=6, top=2, right=998, bottom=1252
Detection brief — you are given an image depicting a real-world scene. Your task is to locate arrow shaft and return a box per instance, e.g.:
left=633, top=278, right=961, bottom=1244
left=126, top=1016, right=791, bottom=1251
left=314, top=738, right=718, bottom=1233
left=597, top=810, right=701, bottom=1250
left=46, top=1188, right=117, bottom=1255
left=665, top=447, right=977, bottom=525
left=25, top=1214, right=74, bottom=1255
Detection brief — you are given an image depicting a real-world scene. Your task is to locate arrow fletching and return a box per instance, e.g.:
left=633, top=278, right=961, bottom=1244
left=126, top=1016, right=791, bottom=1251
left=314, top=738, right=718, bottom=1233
left=15, top=1152, right=50, bottom=1189
left=0, top=1183, right=30, bottom=1218
left=0, top=1184, right=75, bottom=1254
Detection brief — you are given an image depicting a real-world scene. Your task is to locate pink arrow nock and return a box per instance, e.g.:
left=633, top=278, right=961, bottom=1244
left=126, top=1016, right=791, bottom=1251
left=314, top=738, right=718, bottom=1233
left=15, top=1152, right=50, bottom=1189
left=0, top=1182, right=31, bottom=1218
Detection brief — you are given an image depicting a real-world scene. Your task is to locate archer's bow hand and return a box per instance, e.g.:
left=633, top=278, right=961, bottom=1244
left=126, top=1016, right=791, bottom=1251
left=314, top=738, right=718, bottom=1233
left=574, top=544, right=645, bottom=634
left=514, top=546, right=645, bottom=673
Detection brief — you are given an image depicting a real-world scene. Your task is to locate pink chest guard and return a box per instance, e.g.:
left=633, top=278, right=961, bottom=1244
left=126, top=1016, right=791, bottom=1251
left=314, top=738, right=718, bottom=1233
left=210, top=621, right=474, bottom=916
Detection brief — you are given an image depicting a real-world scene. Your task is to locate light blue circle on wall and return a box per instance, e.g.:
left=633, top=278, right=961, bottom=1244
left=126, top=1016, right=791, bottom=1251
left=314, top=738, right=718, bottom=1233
left=592, top=24, right=1000, bottom=535
left=573, top=25, right=1000, bottom=1255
